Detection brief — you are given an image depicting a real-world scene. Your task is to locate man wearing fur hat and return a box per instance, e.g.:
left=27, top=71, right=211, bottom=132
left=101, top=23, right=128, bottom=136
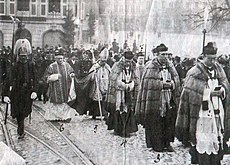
left=135, top=43, right=180, bottom=152
left=176, top=42, right=230, bottom=164
left=88, top=48, right=111, bottom=119
left=3, top=46, right=37, bottom=139
left=106, top=51, right=138, bottom=137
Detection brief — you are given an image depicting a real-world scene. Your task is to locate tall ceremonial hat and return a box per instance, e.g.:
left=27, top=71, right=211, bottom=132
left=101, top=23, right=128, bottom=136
left=123, top=51, right=134, bottom=60
left=203, top=42, right=217, bottom=56
left=14, top=38, right=32, bottom=61
left=153, top=43, right=168, bottom=53
left=99, top=47, right=109, bottom=61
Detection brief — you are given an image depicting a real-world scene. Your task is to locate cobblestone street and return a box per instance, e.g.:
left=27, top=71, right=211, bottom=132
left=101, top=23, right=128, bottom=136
left=1, top=101, right=230, bottom=164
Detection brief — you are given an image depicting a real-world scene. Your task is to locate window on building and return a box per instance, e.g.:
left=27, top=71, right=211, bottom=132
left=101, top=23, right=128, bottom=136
left=80, top=2, right=85, bottom=20
left=31, top=0, right=37, bottom=15
left=75, top=4, right=78, bottom=17
left=195, top=2, right=199, bottom=8
left=63, top=6, right=67, bottom=16
left=162, top=0, right=165, bottom=8
left=49, top=0, right=60, bottom=13
left=41, top=0, right=47, bottom=16
left=62, top=0, right=67, bottom=16
left=131, top=6, right=135, bottom=14
left=17, top=0, right=29, bottom=11
left=114, top=4, right=118, bottom=13
left=154, top=1, right=157, bottom=8
left=0, top=0, right=5, bottom=15
left=10, top=0, right=15, bottom=14
left=119, top=5, right=124, bottom=13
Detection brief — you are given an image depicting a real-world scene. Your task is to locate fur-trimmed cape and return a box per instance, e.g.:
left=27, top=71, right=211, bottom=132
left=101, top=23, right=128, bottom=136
left=175, top=62, right=230, bottom=146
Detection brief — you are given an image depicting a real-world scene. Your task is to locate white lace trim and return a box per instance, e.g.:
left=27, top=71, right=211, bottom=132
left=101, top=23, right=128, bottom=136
left=196, top=79, right=224, bottom=155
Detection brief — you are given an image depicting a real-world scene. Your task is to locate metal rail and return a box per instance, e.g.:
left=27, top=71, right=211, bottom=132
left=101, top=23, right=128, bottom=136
left=33, top=104, right=95, bottom=165
left=8, top=120, right=75, bottom=165
left=0, top=106, right=74, bottom=165
left=0, top=108, right=15, bottom=149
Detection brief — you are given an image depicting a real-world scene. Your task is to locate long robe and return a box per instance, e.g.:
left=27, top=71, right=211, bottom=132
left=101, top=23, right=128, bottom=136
left=44, top=61, right=74, bottom=121
left=106, top=60, right=138, bottom=137
left=88, top=62, right=111, bottom=117
left=175, top=62, right=230, bottom=163
left=135, top=58, right=180, bottom=151
left=44, top=61, right=73, bottom=103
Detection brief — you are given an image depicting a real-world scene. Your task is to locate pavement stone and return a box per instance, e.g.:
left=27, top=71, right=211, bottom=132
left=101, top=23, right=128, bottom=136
left=35, top=100, right=230, bottom=165
left=1, top=100, right=230, bottom=165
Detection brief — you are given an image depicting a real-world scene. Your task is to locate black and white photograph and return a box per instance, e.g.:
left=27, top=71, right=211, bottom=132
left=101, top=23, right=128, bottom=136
left=1, top=0, right=230, bottom=164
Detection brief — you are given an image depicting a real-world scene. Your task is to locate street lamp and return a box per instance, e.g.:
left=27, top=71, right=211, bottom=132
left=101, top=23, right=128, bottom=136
left=203, top=5, right=209, bottom=51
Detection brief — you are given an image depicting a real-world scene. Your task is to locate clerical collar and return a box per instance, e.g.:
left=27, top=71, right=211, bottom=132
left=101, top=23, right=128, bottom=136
left=157, top=59, right=168, bottom=71
left=202, top=62, right=214, bottom=71
left=201, top=62, right=216, bottom=79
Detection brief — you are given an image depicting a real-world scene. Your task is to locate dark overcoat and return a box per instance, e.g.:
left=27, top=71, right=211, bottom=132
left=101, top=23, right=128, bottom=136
left=3, top=61, right=37, bottom=118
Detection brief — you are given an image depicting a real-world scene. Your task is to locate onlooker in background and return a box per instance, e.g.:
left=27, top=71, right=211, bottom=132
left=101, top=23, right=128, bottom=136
left=217, top=54, right=230, bottom=83
left=135, top=52, right=145, bottom=84
left=132, top=40, right=138, bottom=53
left=123, top=40, right=129, bottom=50
left=174, top=56, right=183, bottom=85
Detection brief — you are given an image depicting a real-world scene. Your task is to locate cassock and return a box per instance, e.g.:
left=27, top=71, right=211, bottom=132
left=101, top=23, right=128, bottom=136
left=44, top=61, right=75, bottom=121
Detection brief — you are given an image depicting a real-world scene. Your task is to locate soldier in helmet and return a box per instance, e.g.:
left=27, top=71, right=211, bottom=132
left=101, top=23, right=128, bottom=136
left=3, top=46, right=37, bottom=139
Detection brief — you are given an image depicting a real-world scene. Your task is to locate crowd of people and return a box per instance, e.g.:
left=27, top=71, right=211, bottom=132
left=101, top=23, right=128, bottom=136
left=1, top=38, right=230, bottom=165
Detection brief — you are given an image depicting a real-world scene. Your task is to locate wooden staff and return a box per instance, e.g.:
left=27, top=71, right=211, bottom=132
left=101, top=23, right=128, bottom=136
left=95, top=74, right=103, bottom=121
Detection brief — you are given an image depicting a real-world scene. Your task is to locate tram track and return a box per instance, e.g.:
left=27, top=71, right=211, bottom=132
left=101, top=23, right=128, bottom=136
left=0, top=106, right=14, bottom=149
left=32, top=104, right=95, bottom=165
left=0, top=105, right=74, bottom=164
left=0, top=103, right=93, bottom=165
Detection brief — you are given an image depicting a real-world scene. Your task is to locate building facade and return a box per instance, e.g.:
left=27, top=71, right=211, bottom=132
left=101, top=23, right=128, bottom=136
left=0, top=0, right=88, bottom=48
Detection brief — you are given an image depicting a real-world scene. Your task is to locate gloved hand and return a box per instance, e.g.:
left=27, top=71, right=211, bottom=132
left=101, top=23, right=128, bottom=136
left=31, top=92, right=37, bottom=100
left=3, top=96, right=11, bottom=103
left=70, top=73, right=75, bottom=78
